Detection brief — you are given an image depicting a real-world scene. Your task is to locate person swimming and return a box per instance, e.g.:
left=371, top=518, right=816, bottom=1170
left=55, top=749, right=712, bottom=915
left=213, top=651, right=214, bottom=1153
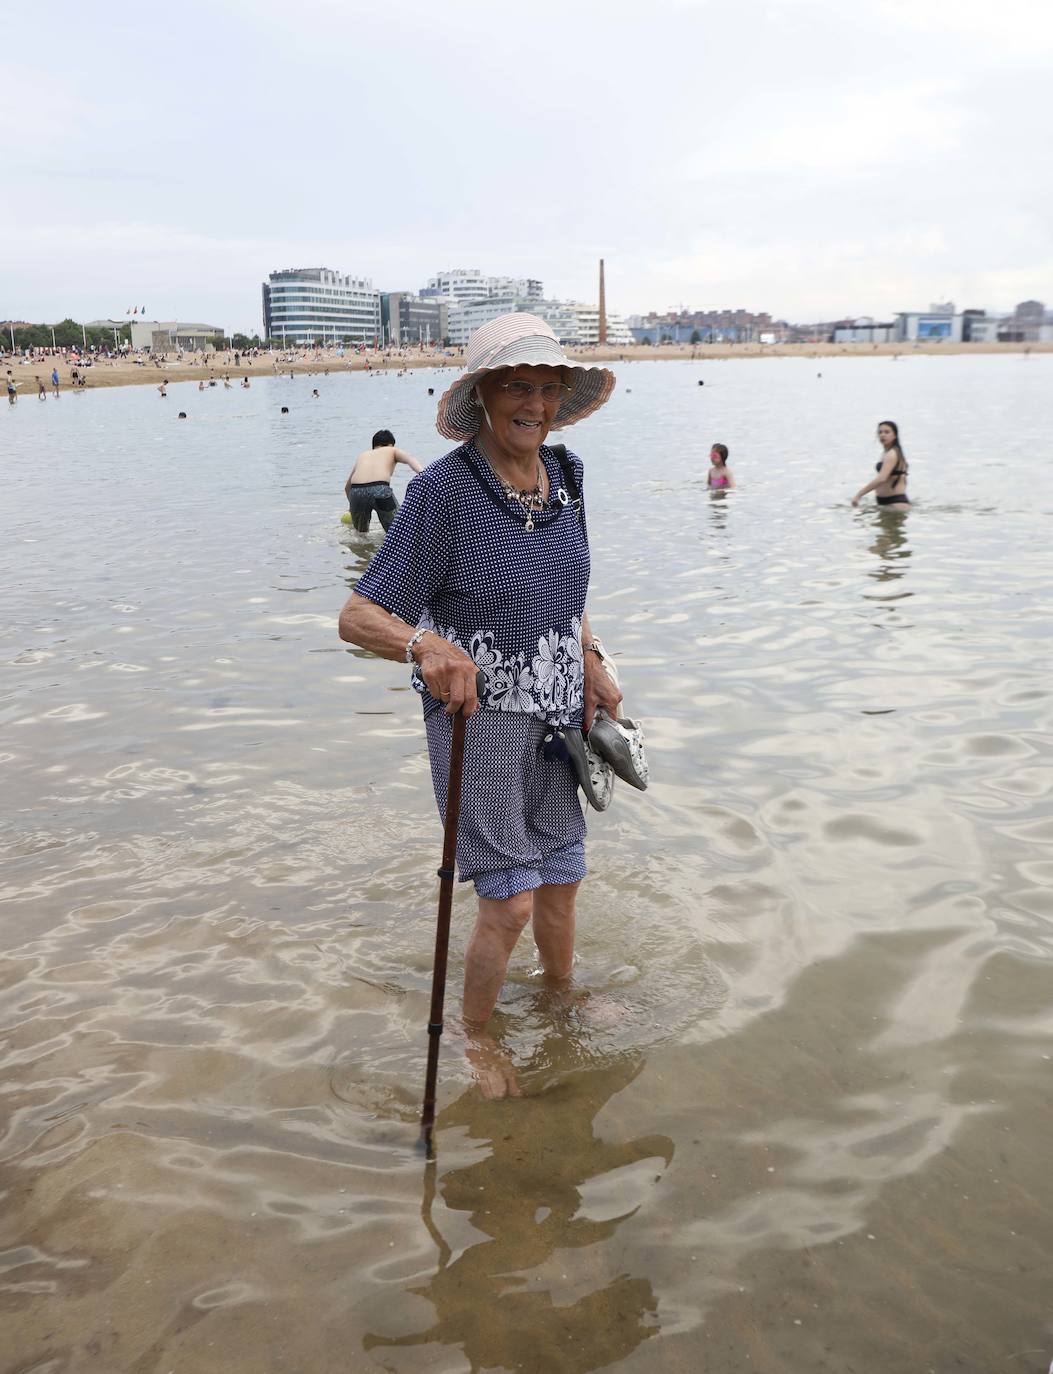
left=707, top=443, right=736, bottom=490
left=852, top=421, right=909, bottom=507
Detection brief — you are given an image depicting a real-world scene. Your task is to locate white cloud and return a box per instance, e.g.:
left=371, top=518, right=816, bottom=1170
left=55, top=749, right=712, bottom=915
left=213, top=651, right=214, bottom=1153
left=683, top=82, right=968, bottom=179
left=875, top=0, right=1053, bottom=58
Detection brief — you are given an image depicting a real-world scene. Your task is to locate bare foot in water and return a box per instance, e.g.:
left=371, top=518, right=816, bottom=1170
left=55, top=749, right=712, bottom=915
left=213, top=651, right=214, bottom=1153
left=462, top=1027, right=523, bottom=1100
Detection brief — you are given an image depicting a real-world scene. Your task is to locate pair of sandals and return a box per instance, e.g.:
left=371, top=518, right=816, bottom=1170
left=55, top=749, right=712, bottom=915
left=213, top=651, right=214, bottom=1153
left=564, top=708, right=649, bottom=811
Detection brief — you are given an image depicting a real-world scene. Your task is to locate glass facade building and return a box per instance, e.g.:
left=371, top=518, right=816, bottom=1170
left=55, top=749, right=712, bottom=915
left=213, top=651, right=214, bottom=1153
left=380, top=293, right=448, bottom=346
left=262, top=268, right=381, bottom=345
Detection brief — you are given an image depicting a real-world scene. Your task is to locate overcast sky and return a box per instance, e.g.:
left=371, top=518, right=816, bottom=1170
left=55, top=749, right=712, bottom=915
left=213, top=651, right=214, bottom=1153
left=3, top=0, right=1050, bottom=332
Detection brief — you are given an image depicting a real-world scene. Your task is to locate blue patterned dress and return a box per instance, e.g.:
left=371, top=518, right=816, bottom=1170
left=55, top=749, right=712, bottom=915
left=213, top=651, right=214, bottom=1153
left=355, top=440, right=591, bottom=898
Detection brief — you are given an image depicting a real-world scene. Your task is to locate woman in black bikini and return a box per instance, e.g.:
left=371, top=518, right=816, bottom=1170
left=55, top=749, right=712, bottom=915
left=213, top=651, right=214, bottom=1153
left=852, top=420, right=909, bottom=508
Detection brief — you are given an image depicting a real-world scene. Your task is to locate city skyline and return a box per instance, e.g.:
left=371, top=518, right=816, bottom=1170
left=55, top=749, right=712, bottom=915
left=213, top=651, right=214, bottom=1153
left=2, top=0, right=1050, bottom=334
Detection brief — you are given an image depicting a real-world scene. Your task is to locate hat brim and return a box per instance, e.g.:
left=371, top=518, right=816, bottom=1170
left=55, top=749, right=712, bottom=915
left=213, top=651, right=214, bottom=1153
left=436, top=337, right=615, bottom=441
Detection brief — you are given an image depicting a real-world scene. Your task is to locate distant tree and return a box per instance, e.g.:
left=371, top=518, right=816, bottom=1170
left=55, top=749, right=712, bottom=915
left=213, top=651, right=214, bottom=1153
left=660, top=333, right=673, bottom=344
left=231, top=333, right=258, bottom=350
left=14, top=324, right=50, bottom=348
left=639, top=336, right=653, bottom=345
left=6, top=319, right=131, bottom=350
left=52, top=318, right=85, bottom=348
left=689, top=329, right=701, bottom=344
left=84, top=323, right=129, bottom=349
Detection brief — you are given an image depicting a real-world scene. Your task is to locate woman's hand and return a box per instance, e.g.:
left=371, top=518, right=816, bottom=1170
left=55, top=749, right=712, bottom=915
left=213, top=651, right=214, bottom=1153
left=583, top=651, right=623, bottom=732
left=416, top=634, right=483, bottom=717
left=851, top=493, right=862, bottom=507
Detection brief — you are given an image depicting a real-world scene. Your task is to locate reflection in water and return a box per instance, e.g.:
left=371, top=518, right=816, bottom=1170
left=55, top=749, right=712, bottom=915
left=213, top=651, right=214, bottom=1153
left=863, top=507, right=913, bottom=607
left=866, top=508, right=911, bottom=583
left=366, top=1045, right=672, bottom=1372
left=341, top=535, right=383, bottom=587
left=707, top=490, right=732, bottom=553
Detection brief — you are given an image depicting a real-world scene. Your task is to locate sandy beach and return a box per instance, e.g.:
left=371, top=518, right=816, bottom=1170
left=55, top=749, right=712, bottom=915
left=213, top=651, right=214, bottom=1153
left=6, top=338, right=1050, bottom=392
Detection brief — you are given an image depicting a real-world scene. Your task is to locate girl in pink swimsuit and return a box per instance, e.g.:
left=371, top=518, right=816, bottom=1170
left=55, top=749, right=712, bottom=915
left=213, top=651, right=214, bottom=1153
left=708, top=443, right=736, bottom=490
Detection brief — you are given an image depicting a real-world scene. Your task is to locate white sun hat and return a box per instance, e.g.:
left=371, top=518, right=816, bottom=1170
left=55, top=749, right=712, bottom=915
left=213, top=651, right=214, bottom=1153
left=436, top=312, right=616, bottom=442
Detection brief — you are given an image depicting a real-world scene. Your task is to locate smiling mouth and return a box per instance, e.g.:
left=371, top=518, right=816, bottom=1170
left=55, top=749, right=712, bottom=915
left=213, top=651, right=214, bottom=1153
left=513, top=419, right=542, bottom=429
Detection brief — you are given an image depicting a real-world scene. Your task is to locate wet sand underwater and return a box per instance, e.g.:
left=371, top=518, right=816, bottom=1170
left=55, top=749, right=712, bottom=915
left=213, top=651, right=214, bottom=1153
left=2, top=354, right=1052, bottom=1372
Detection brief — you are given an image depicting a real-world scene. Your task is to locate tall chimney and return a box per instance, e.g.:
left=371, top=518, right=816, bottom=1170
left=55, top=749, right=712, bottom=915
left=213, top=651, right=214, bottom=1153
left=598, top=258, right=607, bottom=345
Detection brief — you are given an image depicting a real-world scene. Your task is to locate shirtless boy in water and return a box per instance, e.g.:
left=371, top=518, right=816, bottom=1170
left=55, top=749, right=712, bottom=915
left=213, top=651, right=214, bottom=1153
left=344, top=429, right=423, bottom=532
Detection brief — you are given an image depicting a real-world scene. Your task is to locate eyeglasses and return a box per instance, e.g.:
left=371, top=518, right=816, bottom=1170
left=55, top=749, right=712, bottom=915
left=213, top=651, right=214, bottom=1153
left=496, top=379, right=571, bottom=403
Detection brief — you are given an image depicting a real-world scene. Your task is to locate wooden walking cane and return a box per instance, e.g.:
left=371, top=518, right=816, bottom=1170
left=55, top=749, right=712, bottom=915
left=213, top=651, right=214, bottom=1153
left=420, top=672, right=484, bottom=1160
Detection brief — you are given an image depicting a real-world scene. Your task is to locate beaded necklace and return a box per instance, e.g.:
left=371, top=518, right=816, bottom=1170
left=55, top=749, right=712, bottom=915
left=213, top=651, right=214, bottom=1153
left=494, top=460, right=546, bottom=532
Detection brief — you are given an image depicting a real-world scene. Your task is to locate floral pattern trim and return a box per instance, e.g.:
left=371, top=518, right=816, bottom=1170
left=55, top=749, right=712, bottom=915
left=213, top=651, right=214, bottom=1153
left=414, top=613, right=584, bottom=725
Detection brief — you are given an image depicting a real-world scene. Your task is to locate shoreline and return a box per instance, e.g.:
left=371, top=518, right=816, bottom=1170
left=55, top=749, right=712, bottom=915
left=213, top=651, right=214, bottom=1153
left=5, top=339, right=1050, bottom=393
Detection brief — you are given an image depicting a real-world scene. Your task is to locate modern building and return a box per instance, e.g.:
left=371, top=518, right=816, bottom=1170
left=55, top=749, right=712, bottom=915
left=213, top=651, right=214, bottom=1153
left=542, top=301, right=631, bottom=346
left=831, top=318, right=895, bottom=344
left=446, top=295, right=630, bottom=347
left=421, top=268, right=544, bottom=305
left=85, top=318, right=225, bottom=350
left=261, top=267, right=381, bottom=345
left=127, top=320, right=226, bottom=351
left=1000, top=299, right=1051, bottom=342
left=893, top=302, right=964, bottom=342
left=957, top=303, right=1053, bottom=343
left=380, top=293, right=448, bottom=346
left=627, top=307, right=775, bottom=344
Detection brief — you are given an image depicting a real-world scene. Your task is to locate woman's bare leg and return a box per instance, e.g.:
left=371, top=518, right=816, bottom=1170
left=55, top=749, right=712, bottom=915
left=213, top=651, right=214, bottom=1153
left=461, top=892, right=533, bottom=1099
left=531, top=880, right=580, bottom=982
left=462, top=891, right=533, bottom=1025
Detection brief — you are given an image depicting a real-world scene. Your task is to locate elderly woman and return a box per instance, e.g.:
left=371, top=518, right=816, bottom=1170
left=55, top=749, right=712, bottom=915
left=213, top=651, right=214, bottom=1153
left=338, top=313, right=623, bottom=1097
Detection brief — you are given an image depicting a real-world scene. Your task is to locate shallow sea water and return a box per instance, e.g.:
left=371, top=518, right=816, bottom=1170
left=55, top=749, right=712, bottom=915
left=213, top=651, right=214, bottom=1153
left=2, top=354, right=1053, bottom=1373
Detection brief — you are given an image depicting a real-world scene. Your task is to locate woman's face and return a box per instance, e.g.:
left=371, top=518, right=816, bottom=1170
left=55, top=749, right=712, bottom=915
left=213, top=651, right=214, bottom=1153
left=710, top=448, right=723, bottom=466
left=877, top=424, right=897, bottom=448
left=477, top=365, right=565, bottom=462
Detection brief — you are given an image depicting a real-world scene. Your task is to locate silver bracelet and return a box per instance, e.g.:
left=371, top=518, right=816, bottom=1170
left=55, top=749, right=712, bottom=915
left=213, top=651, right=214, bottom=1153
left=405, top=628, right=428, bottom=663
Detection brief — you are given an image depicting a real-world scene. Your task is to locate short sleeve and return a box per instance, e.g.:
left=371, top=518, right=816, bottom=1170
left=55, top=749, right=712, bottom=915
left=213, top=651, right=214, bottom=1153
left=354, top=469, right=452, bottom=626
